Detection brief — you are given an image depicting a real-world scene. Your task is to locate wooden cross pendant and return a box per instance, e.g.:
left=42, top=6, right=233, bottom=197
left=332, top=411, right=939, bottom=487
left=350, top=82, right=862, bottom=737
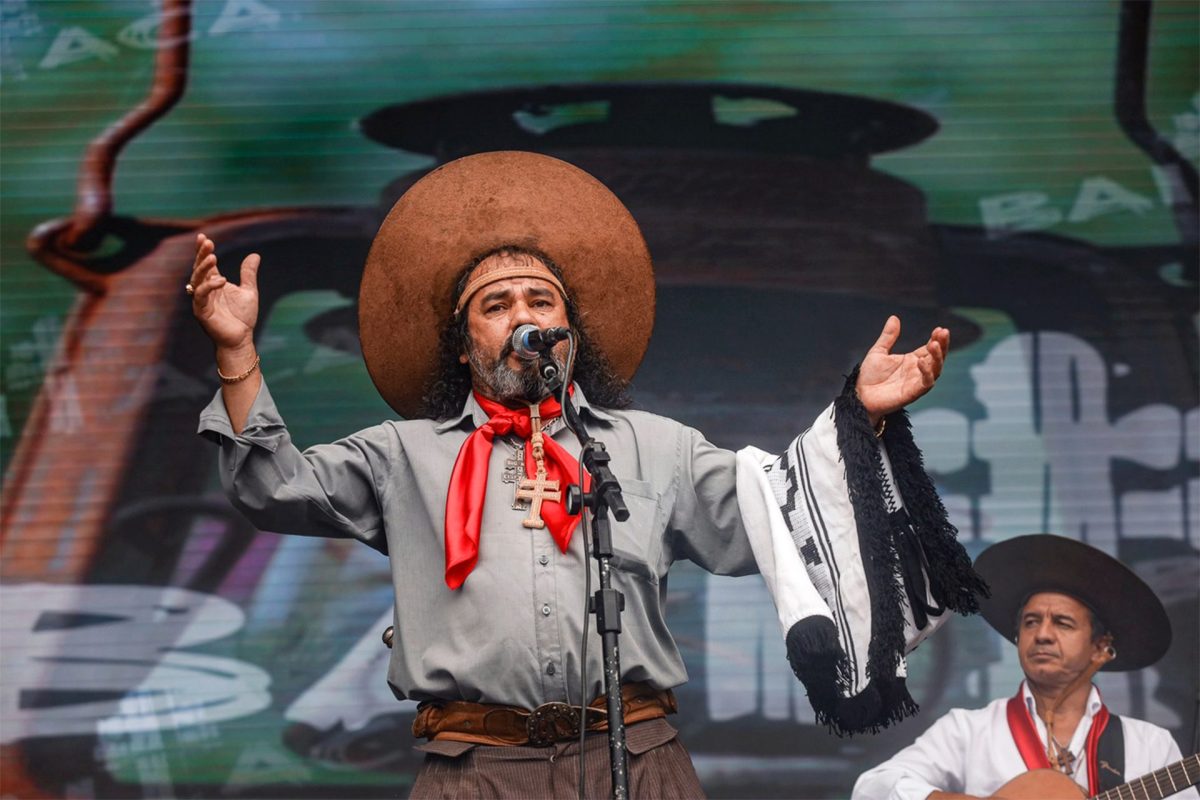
left=516, top=468, right=561, bottom=529
left=1051, top=747, right=1076, bottom=775
left=514, top=403, right=560, bottom=529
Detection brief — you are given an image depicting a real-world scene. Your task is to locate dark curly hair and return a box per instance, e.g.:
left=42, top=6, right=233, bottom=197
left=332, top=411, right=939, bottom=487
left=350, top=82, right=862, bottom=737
left=419, top=247, right=633, bottom=419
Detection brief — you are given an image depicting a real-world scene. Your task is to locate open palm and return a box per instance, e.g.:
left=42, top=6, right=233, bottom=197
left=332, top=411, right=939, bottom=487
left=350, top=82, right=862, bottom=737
left=190, top=233, right=260, bottom=351
left=856, top=316, right=949, bottom=421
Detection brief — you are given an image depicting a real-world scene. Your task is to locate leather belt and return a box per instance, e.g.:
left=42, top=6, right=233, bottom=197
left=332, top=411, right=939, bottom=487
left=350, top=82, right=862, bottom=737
left=412, top=682, right=677, bottom=747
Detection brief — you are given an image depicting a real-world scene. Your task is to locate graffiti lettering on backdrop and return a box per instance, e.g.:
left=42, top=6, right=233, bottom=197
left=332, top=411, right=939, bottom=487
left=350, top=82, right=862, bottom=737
left=1, top=584, right=271, bottom=742
left=980, top=92, right=1200, bottom=240
left=915, top=331, right=1196, bottom=547
left=0, top=0, right=281, bottom=77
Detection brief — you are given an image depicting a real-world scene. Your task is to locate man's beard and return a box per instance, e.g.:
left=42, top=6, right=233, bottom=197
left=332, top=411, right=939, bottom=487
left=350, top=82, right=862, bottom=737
left=466, top=338, right=550, bottom=405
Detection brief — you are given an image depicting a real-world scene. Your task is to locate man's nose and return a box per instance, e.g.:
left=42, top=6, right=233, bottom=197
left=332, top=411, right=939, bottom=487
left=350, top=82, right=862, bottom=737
left=510, top=300, right=538, bottom=326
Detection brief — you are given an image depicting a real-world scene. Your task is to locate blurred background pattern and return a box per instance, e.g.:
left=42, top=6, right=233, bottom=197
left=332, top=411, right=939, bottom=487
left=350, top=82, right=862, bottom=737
left=1, top=1, right=1196, bottom=797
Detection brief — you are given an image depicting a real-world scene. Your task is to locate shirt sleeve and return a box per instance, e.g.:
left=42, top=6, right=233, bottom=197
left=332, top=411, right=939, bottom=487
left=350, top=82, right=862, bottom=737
left=666, top=402, right=881, bottom=578
left=197, top=379, right=390, bottom=554
left=851, top=709, right=971, bottom=800
left=665, top=425, right=758, bottom=576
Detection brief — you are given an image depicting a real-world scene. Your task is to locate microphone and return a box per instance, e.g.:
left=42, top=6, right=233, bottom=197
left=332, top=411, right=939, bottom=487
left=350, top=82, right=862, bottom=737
left=511, top=324, right=570, bottom=360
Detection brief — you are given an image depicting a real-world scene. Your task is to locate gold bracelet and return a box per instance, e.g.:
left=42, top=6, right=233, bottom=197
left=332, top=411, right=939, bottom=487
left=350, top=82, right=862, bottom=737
left=218, top=353, right=260, bottom=384
left=873, top=417, right=887, bottom=438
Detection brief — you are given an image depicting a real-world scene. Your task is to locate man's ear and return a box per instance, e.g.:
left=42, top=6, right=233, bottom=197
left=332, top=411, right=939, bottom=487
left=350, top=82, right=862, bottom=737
left=1092, top=633, right=1116, bottom=665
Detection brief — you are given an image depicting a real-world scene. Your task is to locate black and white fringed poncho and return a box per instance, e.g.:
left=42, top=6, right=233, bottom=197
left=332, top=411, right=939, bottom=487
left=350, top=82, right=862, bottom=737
left=736, top=368, right=989, bottom=736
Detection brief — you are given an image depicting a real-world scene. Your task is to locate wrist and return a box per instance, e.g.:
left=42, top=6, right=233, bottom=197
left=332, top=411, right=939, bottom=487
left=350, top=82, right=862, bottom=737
left=863, top=400, right=884, bottom=431
left=854, top=384, right=881, bottom=428
left=216, top=342, right=257, bottom=374
left=846, top=368, right=886, bottom=433
left=871, top=415, right=886, bottom=437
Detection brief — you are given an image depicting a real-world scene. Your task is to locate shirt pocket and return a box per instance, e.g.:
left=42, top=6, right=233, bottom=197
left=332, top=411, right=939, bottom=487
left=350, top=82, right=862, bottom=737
left=605, top=477, right=665, bottom=584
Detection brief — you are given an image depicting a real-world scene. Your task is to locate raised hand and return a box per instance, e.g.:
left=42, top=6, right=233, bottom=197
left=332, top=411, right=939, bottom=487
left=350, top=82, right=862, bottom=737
left=189, top=233, right=262, bottom=433
left=855, top=316, right=949, bottom=423
left=189, top=233, right=260, bottom=352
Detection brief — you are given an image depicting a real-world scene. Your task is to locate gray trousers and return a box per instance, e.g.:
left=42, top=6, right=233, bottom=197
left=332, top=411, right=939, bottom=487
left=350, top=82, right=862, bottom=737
left=408, top=718, right=706, bottom=799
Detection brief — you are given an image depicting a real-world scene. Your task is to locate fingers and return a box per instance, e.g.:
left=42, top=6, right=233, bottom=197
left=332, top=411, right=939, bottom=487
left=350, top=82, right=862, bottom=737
left=239, top=253, right=261, bottom=292
left=191, top=256, right=220, bottom=301
left=190, top=232, right=261, bottom=298
left=192, top=267, right=227, bottom=308
left=191, top=233, right=217, bottom=287
left=869, top=315, right=901, bottom=354
left=192, top=233, right=214, bottom=271
left=190, top=233, right=220, bottom=307
left=927, top=326, right=949, bottom=373
left=931, top=326, right=950, bottom=359
left=916, top=327, right=950, bottom=386
left=918, top=347, right=937, bottom=386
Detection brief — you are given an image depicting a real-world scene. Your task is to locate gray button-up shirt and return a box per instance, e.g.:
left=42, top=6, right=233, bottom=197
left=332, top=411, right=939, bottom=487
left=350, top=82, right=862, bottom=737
left=199, top=380, right=760, bottom=709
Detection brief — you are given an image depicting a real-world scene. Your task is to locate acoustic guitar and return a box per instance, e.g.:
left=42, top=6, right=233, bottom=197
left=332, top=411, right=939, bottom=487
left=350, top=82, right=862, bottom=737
left=992, top=754, right=1199, bottom=799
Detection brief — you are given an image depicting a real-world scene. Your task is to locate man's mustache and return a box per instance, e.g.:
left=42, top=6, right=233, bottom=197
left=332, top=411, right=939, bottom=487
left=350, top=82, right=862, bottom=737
left=489, top=339, right=535, bottom=371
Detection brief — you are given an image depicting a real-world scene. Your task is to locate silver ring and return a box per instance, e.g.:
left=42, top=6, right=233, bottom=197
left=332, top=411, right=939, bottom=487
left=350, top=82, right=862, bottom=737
left=185, top=283, right=195, bottom=296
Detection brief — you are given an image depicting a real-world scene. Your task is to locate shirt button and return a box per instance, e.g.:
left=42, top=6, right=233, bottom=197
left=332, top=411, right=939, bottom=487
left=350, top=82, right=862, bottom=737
left=546, top=662, right=556, bottom=676
left=541, top=604, right=551, bottom=616
left=539, top=555, right=549, bottom=566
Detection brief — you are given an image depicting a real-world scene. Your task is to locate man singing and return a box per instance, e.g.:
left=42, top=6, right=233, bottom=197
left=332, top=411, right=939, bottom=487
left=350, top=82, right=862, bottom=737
left=191, top=151, right=984, bottom=797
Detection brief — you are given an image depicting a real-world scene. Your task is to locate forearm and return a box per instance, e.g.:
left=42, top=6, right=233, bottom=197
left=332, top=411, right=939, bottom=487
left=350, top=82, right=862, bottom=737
left=850, top=709, right=973, bottom=800
left=216, top=343, right=260, bottom=434
left=198, top=379, right=389, bottom=551
left=853, top=771, right=956, bottom=800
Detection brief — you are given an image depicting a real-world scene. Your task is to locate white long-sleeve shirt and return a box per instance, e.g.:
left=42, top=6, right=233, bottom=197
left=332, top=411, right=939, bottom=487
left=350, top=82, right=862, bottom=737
left=852, top=682, right=1197, bottom=800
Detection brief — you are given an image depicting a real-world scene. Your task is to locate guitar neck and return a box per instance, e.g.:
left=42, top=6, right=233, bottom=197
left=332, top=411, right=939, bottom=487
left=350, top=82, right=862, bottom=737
left=1094, top=754, right=1200, bottom=800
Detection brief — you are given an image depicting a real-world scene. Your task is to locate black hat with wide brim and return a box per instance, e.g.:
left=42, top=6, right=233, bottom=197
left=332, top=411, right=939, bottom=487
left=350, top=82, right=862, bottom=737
left=974, top=534, right=1171, bottom=672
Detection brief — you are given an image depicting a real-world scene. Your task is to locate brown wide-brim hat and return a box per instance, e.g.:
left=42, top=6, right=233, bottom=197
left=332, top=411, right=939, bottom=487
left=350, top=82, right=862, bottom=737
left=359, top=151, right=655, bottom=418
left=974, top=534, right=1171, bottom=672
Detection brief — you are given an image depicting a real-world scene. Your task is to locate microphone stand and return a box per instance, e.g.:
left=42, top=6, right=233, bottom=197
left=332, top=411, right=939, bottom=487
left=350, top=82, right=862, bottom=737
left=536, top=352, right=631, bottom=800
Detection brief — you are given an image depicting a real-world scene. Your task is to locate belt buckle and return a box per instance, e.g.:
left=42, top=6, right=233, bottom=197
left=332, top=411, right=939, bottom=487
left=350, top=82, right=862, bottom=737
left=526, top=702, right=580, bottom=746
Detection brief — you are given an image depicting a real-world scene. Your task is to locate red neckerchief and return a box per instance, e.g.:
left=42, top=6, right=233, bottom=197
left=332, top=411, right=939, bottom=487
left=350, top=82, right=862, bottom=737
left=1006, top=683, right=1110, bottom=796
left=443, top=390, right=585, bottom=589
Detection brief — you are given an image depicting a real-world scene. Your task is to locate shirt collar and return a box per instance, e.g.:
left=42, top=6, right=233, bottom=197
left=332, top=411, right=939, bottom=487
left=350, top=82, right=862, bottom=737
left=1021, top=680, right=1103, bottom=722
left=433, top=383, right=618, bottom=432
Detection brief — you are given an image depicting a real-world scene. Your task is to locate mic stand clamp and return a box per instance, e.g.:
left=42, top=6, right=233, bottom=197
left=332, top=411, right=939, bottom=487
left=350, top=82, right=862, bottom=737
left=538, top=351, right=632, bottom=800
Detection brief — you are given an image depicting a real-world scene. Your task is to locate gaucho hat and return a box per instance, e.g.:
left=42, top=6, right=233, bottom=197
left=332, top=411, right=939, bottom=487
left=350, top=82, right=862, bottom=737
left=974, top=534, right=1171, bottom=672
left=358, top=151, right=655, bottom=418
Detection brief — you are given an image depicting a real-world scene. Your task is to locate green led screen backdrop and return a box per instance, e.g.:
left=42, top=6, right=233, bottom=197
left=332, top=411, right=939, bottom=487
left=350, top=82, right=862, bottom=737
left=1, top=1, right=1197, bottom=798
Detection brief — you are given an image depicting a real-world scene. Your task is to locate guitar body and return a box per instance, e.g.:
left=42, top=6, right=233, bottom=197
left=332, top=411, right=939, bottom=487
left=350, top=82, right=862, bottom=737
left=992, top=769, right=1088, bottom=799
left=990, top=753, right=1200, bottom=800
